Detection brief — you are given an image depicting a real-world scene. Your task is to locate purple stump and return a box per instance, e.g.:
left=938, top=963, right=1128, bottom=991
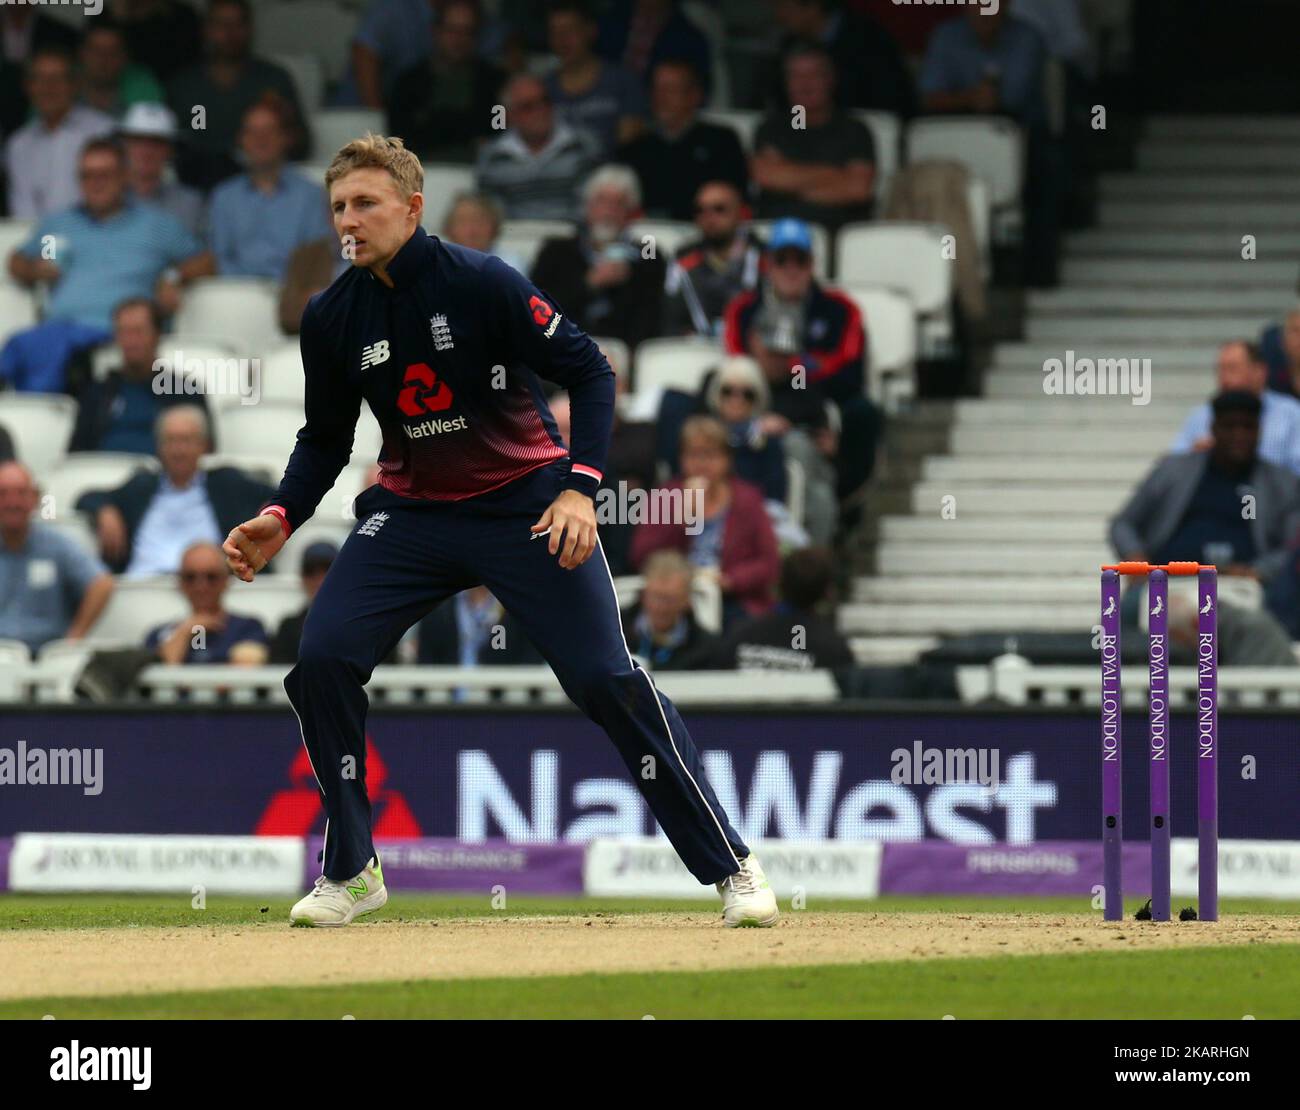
left=1100, top=569, right=1123, bottom=920
left=1197, top=567, right=1219, bottom=921
left=1147, top=569, right=1171, bottom=921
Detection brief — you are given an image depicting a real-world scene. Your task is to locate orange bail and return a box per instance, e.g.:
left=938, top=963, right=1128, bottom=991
left=1100, top=562, right=1216, bottom=575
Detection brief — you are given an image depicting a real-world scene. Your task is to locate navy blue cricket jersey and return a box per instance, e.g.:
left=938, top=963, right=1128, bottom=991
left=264, top=228, right=614, bottom=531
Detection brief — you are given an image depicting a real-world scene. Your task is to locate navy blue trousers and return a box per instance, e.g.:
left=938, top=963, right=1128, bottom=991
left=284, top=461, right=750, bottom=885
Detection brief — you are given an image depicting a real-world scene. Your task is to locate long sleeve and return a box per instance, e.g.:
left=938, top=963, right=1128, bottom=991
left=264, top=299, right=363, bottom=530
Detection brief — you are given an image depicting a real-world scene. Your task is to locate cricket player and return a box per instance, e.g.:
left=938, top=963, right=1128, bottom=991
left=222, top=135, right=777, bottom=928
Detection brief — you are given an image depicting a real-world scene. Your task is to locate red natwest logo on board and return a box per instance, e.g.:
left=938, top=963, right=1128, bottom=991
left=397, top=362, right=454, bottom=416
left=528, top=295, right=554, bottom=326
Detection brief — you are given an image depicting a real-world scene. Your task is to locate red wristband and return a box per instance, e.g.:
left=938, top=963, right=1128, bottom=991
left=262, top=505, right=291, bottom=538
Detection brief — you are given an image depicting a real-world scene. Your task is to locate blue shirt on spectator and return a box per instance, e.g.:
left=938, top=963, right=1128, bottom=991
left=920, top=16, right=1048, bottom=128
left=18, top=199, right=202, bottom=329
left=125, top=472, right=224, bottom=579
left=98, top=380, right=167, bottom=455
left=0, top=523, right=108, bottom=654
left=1172, top=391, right=1300, bottom=476
left=545, top=65, right=647, bottom=157
left=145, top=612, right=268, bottom=664
left=208, top=171, right=330, bottom=280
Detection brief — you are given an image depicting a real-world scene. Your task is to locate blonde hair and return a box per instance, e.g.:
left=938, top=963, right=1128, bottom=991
left=706, top=355, right=770, bottom=416
left=679, top=414, right=731, bottom=455
left=325, top=133, right=424, bottom=200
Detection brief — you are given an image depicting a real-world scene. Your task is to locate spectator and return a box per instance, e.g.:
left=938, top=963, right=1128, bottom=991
left=78, top=20, right=165, bottom=118
left=620, top=549, right=719, bottom=670
left=4, top=48, right=115, bottom=220
left=722, top=218, right=881, bottom=512
left=475, top=73, right=598, bottom=221
left=145, top=540, right=269, bottom=665
left=1149, top=578, right=1297, bottom=669
left=631, top=414, right=780, bottom=625
left=545, top=1, right=647, bottom=158
left=70, top=299, right=211, bottom=455
left=118, top=102, right=206, bottom=240
left=709, top=546, right=853, bottom=671
left=101, top=0, right=203, bottom=85
left=752, top=44, right=875, bottom=233
left=76, top=405, right=276, bottom=577
left=1172, top=340, right=1300, bottom=477
left=278, top=235, right=349, bottom=336
left=661, top=180, right=763, bottom=339
left=4, top=138, right=212, bottom=394
left=597, top=0, right=711, bottom=96
left=1012, top=0, right=1094, bottom=77
left=769, top=0, right=915, bottom=116
left=167, top=0, right=308, bottom=189
left=1111, top=391, right=1300, bottom=586
left=1260, top=308, right=1300, bottom=398
left=440, top=192, right=528, bottom=274
left=530, top=164, right=664, bottom=351
left=0, top=460, right=114, bottom=655
left=614, top=59, right=747, bottom=221
left=208, top=99, right=330, bottom=280
left=387, top=0, right=505, bottom=164
left=0, top=6, right=79, bottom=137
left=270, top=541, right=338, bottom=665
left=417, top=586, right=542, bottom=665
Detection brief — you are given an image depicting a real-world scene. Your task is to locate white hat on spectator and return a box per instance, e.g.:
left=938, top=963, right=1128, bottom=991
left=118, top=102, right=180, bottom=142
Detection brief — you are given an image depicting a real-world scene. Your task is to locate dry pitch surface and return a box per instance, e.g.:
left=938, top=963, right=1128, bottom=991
left=3, top=910, right=1296, bottom=1001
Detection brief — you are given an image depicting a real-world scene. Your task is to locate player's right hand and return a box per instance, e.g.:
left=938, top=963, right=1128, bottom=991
left=223, top=514, right=287, bottom=582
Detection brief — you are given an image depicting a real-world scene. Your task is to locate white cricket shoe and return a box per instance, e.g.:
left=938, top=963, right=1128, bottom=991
left=290, top=856, right=388, bottom=927
left=717, top=855, right=779, bottom=928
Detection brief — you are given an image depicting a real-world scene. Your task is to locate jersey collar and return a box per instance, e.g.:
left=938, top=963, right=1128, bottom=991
left=376, top=226, right=432, bottom=291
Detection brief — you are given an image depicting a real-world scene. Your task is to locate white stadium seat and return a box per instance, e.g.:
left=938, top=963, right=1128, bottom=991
left=225, top=577, right=310, bottom=631
left=256, top=2, right=358, bottom=83
left=44, top=453, right=156, bottom=515
left=627, top=220, right=694, bottom=262
left=840, top=285, right=917, bottom=409
left=0, top=217, right=34, bottom=261
left=589, top=336, right=630, bottom=382
left=292, top=162, right=332, bottom=189
left=495, top=218, right=575, bottom=272
left=312, top=108, right=386, bottom=161
left=86, top=577, right=188, bottom=645
left=269, top=51, right=325, bottom=112
left=209, top=403, right=304, bottom=462
left=748, top=219, right=831, bottom=279
left=633, top=336, right=724, bottom=394
left=698, top=109, right=760, bottom=152
left=907, top=116, right=1024, bottom=242
left=173, top=279, right=284, bottom=358
left=418, top=164, right=478, bottom=236
left=0, top=284, right=38, bottom=345
left=255, top=342, right=308, bottom=406
left=853, top=110, right=901, bottom=205
left=0, top=393, right=77, bottom=475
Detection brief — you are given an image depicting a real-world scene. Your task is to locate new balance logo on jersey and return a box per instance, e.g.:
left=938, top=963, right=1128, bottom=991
left=360, top=340, right=390, bottom=370
left=357, top=512, right=389, bottom=537
left=430, top=314, right=454, bottom=351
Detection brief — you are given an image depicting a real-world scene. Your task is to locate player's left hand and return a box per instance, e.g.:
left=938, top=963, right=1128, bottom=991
left=532, top=490, right=597, bottom=569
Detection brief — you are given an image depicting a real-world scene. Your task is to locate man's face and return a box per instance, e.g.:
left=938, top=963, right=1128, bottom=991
left=26, top=56, right=77, bottom=121
left=0, top=465, right=37, bottom=537
left=157, top=414, right=208, bottom=476
left=239, top=106, right=290, bottom=170
left=641, top=571, right=692, bottom=633
left=330, top=167, right=421, bottom=269
left=115, top=304, right=160, bottom=371
left=1215, top=344, right=1265, bottom=395
left=785, top=54, right=832, bottom=113
left=82, top=29, right=128, bottom=84
left=693, top=183, right=742, bottom=245
left=1211, top=411, right=1260, bottom=468
left=436, top=2, right=479, bottom=65
left=508, top=80, right=554, bottom=145
left=768, top=247, right=813, bottom=301
left=548, top=10, right=592, bottom=64
left=585, top=184, right=633, bottom=237
left=80, top=149, right=128, bottom=215
left=180, top=547, right=228, bottom=609
left=206, top=2, right=251, bottom=62
left=651, top=64, right=699, bottom=129
left=124, top=135, right=172, bottom=179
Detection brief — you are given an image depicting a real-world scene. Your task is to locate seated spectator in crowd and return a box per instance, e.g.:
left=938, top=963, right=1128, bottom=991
left=146, top=540, right=269, bottom=665
left=621, top=550, right=718, bottom=670
left=631, top=415, right=780, bottom=626
left=417, top=585, right=542, bottom=665
left=722, top=218, right=880, bottom=514
left=77, top=405, right=276, bottom=577
left=546, top=1, right=647, bottom=158
left=104, top=0, right=203, bottom=85
left=1151, top=578, right=1298, bottom=669
left=597, top=0, right=711, bottom=95
left=208, top=99, right=330, bottom=281
left=119, top=102, right=206, bottom=240
left=0, top=4, right=80, bottom=136
left=167, top=0, right=308, bottom=189
left=5, top=48, right=115, bottom=219
left=70, top=299, right=212, bottom=455
left=769, top=0, right=915, bottom=116
left=615, top=59, right=747, bottom=221
left=279, top=235, right=349, bottom=335
left=752, top=44, right=875, bottom=233
left=387, top=0, right=505, bottom=164
left=1111, top=392, right=1300, bottom=592
left=476, top=73, right=598, bottom=221
left=1260, top=308, right=1300, bottom=399
left=1172, top=340, right=1300, bottom=477
left=661, top=180, right=763, bottom=339
left=441, top=191, right=528, bottom=274
left=4, top=138, right=212, bottom=394
left=0, top=461, right=114, bottom=655
left=709, top=546, right=853, bottom=671
left=531, top=164, right=665, bottom=351
left=270, top=541, right=338, bottom=664
left=346, top=0, right=515, bottom=109
left=78, top=20, right=164, bottom=118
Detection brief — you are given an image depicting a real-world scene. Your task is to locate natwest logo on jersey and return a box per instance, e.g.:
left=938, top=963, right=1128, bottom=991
left=397, top=362, right=468, bottom=439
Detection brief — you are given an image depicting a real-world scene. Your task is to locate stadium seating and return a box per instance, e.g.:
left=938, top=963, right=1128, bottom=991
left=311, top=108, right=386, bottom=162
left=0, top=394, right=77, bottom=474
left=612, top=572, right=723, bottom=633
left=495, top=218, right=575, bottom=271
left=44, top=453, right=155, bottom=514
left=632, top=336, right=724, bottom=394
left=682, top=1, right=732, bottom=108
left=254, top=342, right=309, bottom=406
left=853, top=110, right=901, bottom=204
left=256, top=2, right=357, bottom=84
left=838, top=285, right=917, bottom=409
left=268, top=51, right=326, bottom=113
left=698, top=109, right=760, bottom=152
left=906, top=116, right=1025, bottom=244
left=0, top=217, right=33, bottom=263
left=418, top=164, right=478, bottom=236
left=173, top=279, right=284, bottom=358
left=0, top=284, right=38, bottom=345
left=209, top=402, right=304, bottom=462
left=627, top=220, right=694, bottom=262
